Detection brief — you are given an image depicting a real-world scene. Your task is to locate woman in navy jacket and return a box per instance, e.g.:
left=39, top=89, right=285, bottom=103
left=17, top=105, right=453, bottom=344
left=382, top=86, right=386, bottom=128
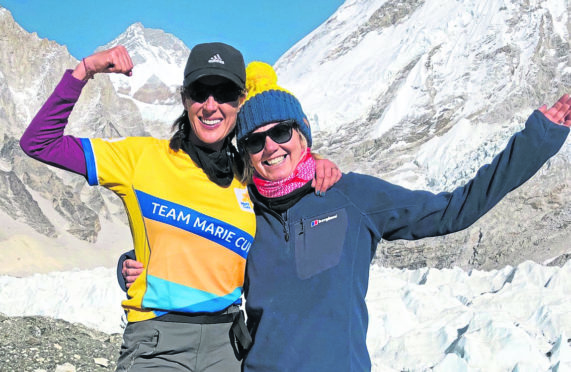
left=123, top=61, right=569, bottom=371
left=232, top=62, right=570, bottom=372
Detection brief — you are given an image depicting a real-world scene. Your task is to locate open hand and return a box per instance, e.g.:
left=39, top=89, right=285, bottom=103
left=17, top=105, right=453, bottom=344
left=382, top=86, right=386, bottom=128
left=538, top=94, right=571, bottom=127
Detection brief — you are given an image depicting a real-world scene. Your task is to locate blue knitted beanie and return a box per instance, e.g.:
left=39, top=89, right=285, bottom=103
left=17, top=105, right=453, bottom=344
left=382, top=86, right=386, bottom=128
left=236, top=62, right=312, bottom=147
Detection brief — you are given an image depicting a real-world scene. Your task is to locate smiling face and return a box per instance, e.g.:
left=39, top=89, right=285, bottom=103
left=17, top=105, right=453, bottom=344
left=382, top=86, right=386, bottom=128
left=183, top=77, right=244, bottom=151
left=248, top=122, right=307, bottom=182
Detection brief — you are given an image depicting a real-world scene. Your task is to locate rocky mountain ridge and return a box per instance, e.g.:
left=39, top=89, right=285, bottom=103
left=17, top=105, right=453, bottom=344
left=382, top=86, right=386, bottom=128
left=0, top=7, right=136, bottom=275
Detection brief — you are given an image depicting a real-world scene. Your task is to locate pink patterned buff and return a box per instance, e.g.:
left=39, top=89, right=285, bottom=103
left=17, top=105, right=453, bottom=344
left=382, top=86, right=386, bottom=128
left=253, top=148, right=315, bottom=198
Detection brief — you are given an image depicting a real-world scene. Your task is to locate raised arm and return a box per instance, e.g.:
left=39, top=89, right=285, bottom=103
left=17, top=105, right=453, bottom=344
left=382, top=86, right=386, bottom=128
left=19, top=70, right=88, bottom=175
left=374, top=98, right=569, bottom=241
left=19, top=46, right=134, bottom=176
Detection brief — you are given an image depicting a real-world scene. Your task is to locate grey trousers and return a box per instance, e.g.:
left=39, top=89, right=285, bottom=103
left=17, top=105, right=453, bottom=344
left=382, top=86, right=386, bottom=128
left=115, top=315, right=241, bottom=372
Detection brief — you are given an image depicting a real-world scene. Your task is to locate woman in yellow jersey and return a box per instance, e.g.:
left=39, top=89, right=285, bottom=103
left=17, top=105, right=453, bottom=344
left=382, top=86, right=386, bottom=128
left=20, top=44, right=340, bottom=372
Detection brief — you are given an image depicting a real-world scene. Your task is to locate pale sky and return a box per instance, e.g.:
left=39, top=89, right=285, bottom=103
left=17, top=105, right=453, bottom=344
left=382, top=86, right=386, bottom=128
left=0, top=0, right=345, bottom=64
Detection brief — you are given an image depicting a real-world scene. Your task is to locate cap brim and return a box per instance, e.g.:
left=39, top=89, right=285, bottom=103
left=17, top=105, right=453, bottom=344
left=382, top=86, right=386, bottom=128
left=184, top=68, right=244, bottom=89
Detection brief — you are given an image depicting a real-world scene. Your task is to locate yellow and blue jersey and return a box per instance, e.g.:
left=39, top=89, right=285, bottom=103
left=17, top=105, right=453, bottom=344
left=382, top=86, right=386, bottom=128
left=80, top=137, right=256, bottom=322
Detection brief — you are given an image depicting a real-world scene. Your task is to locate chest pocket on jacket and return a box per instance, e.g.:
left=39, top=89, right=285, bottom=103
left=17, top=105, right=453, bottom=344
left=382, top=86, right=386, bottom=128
left=294, top=208, right=348, bottom=280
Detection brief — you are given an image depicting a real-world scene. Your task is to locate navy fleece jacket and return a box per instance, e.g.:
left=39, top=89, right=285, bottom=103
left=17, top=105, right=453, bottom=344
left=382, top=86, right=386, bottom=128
left=242, top=111, right=568, bottom=372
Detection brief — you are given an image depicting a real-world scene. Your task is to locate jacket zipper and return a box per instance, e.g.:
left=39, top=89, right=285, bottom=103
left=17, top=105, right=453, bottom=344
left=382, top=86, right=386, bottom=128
left=282, top=210, right=290, bottom=242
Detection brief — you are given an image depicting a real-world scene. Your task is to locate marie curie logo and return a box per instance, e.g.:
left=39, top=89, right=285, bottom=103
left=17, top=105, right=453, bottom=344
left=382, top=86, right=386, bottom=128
left=235, top=188, right=254, bottom=213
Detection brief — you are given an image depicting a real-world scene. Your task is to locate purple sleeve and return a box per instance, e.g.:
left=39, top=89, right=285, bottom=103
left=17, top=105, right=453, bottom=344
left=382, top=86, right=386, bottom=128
left=19, top=70, right=88, bottom=177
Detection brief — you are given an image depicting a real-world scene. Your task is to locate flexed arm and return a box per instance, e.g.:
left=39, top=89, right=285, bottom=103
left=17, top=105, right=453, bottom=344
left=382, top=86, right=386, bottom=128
left=20, top=46, right=134, bottom=176
left=73, top=45, right=133, bottom=81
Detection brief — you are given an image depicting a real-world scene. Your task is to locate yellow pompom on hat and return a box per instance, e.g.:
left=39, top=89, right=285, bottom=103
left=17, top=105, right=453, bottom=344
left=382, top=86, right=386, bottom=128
left=236, top=61, right=312, bottom=146
left=243, top=61, right=292, bottom=99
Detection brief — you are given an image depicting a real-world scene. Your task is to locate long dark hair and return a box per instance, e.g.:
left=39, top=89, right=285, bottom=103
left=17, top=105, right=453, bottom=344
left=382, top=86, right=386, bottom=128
left=169, top=109, right=191, bottom=152
left=169, top=86, right=193, bottom=152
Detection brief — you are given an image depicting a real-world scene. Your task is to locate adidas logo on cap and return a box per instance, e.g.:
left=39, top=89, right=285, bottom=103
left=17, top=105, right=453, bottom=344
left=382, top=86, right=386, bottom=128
left=208, top=54, right=225, bottom=64
left=183, top=42, right=245, bottom=89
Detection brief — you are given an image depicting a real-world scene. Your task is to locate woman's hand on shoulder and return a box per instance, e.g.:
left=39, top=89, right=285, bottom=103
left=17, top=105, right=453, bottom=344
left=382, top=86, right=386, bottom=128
left=313, top=158, right=342, bottom=196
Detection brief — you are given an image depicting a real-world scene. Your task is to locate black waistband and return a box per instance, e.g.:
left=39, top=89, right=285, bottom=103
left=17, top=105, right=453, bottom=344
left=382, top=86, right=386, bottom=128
left=154, top=305, right=240, bottom=324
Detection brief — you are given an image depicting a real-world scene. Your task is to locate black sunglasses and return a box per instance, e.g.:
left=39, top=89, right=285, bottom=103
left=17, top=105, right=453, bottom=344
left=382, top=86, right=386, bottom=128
left=242, top=120, right=297, bottom=154
left=187, top=81, right=243, bottom=103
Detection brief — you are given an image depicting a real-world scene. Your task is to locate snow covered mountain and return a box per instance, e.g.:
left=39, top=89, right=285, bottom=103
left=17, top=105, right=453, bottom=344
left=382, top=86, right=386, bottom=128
left=0, top=0, right=569, bottom=276
left=279, top=0, right=571, bottom=188
left=274, top=0, right=571, bottom=270
left=98, top=22, right=190, bottom=138
left=100, top=22, right=188, bottom=102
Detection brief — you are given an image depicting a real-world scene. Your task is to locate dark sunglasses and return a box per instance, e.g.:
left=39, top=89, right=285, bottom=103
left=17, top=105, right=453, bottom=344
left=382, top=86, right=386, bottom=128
left=187, top=81, right=243, bottom=103
left=242, top=120, right=296, bottom=154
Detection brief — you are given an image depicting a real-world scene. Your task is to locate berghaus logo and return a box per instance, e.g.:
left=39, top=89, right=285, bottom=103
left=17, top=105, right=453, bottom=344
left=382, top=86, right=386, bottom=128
left=311, top=214, right=338, bottom=227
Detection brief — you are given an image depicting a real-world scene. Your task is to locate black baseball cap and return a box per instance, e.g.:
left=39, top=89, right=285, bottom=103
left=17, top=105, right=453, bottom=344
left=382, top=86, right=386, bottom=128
left=183, top=42, right=246, bottom=89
